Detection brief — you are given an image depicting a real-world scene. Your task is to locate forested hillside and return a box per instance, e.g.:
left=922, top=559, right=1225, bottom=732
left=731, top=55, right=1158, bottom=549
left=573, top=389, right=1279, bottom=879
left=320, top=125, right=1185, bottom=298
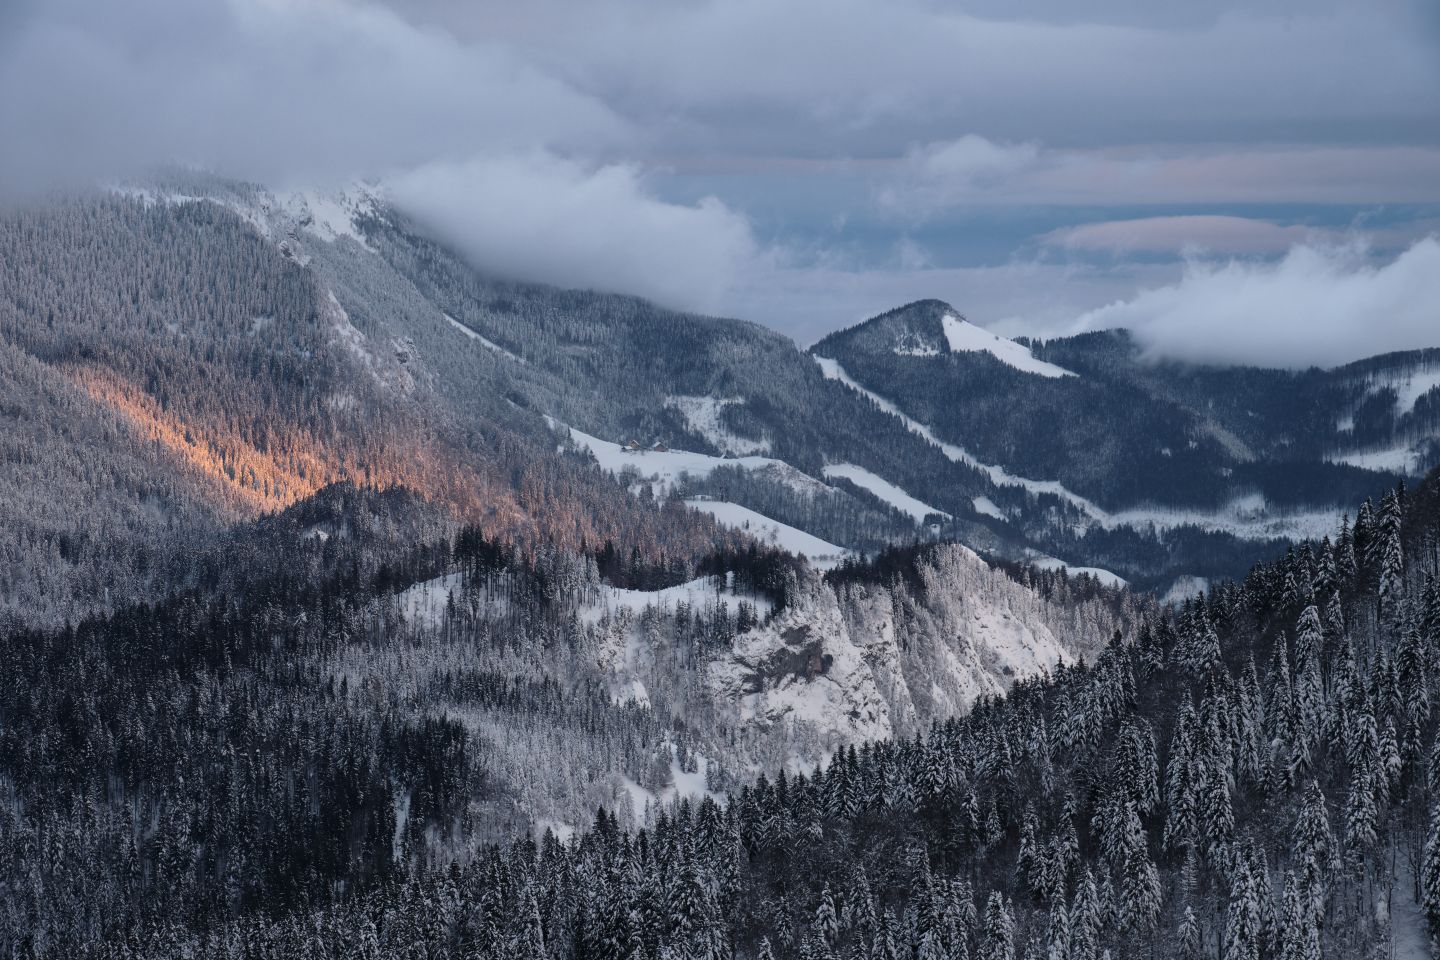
left=0, top=190, right=736, bottom=626
left=0, top=479, right=1141, bottom=958
left=6, top=463, right=1440, bottom=957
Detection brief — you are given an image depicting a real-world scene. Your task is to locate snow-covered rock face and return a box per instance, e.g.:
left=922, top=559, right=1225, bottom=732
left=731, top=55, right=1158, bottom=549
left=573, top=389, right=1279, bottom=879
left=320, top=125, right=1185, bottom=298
left=709, top=578, right=892, bottom=755
left=699, top=543, right=1132, bottom=760
left=561, top=543, right=1115, bottom=772
left=823, top=543, right=1085, bottom=737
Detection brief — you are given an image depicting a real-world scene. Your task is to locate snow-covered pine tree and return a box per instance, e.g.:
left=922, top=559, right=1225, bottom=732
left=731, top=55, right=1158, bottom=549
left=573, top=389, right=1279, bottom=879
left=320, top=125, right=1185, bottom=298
left=1222, top=856, right=1262, bottom=960
left=980, top=893, right=1015, bottom=960
left=1176, top=905, right=1201, bottom=960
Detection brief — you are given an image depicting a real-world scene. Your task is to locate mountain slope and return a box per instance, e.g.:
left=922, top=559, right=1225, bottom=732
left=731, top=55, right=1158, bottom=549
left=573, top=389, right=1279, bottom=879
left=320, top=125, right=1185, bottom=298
left=4, top=176, right=1436, bottom=626
left=0, top=186, right=738, bottom=625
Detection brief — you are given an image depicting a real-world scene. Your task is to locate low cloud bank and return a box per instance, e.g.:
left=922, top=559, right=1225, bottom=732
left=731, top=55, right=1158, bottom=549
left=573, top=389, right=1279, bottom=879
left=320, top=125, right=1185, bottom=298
left=390, top=153, right=759, bottom=315
left=1073, top=238, right=1440, bottom=368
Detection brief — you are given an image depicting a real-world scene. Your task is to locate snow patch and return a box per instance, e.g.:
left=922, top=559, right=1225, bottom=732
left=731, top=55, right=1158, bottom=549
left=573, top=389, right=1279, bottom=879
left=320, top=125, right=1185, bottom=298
left=1160, top=575, right=1210, bottom=605
left=941, top=313, right=1076, bottom=378
left=1029, top=555, right=1128, bottom=589
left=1327, top=441, right=1427, bottom=474
left=284, top=188, right=376, bottom=249
left=618, top=747, right=723, bottom=824
left=1392, top=367, right=1440, bottom=415
left=533, top=820, right=576, bottom=844
left=823, top=464, right=949, bottom=524
left=973, top=496, right=1006, bottom=520
left=394, top=572, right=512, bottom=627
left=553, top=418, right=823, bottom=498
left=685, top=499, right=847, bottom=566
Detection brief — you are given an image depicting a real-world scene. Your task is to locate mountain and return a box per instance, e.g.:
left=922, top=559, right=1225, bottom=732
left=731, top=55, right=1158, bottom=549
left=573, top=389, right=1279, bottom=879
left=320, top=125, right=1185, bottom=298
left=811, top=299, right=1438, bottom=587
left=3, top=176, right=1435, bottom=628
left=0, top=180, right=737, bottom=627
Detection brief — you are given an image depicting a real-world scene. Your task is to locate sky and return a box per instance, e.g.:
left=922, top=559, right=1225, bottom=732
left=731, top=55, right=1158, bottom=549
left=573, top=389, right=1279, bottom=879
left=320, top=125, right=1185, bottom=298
left=2, top=0, right=1438, bottom=364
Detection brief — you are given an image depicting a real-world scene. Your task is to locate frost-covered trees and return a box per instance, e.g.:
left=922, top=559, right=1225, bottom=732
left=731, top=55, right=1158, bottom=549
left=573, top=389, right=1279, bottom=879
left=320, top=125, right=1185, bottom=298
left=3, top=461, right=1439, bottom=959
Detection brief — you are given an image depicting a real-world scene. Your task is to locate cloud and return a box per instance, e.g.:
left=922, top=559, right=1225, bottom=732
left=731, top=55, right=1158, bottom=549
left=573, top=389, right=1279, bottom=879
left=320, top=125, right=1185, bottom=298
left=389, top=152, right=760, bottom=314
left=1039, top=215, right=1440, bottom=257
left=883, top=138, right=1440, bottom=214
left=1041, top=216, right=1318, bottom=256
left=880, top=137, right=1042, bottom=211
left=717, top=256, right=1172, bottom=348
left=0, top=0, right=624, bottom=194
left=518, top=0, right=1439, bottom=156
left=1, top=0, right=1435, bottom=351
left=1072, top=238, right=1440, bottom=368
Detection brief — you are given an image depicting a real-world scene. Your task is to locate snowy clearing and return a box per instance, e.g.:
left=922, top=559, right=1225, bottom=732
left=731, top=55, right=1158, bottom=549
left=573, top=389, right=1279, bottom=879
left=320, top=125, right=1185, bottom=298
left=824, top=463, right=950, bottom=524
left=1363, top=365, right=1440, bottom=417
left=552, top=417, right=822, bottom=497
left=665, top=395, right=771, bottom=455
left=533, top=820, right=576, bottom=844
left=1327, top=441, right=1426, bottom=474
left=618, top=748, right=723, bottom=824
left=941, top=313, right=1075, bottom=378
left=1393, top=367, right=1440, bottom=415
left=394, top=572, right=516, bottom=627
left=285, top=189, right=375, bottom=248
left=973, top=496, right=1006, bottom=520
left=1160, top=575, right=1210, bottom=605
left=685, top=499, right=847, bottom=565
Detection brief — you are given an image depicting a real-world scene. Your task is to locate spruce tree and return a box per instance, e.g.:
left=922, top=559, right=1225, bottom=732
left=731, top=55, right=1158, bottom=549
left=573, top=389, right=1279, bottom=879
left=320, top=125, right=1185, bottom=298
left=1222, top=857, right=1262, bottom=960
left=980, top=893, right=1015, bottom=960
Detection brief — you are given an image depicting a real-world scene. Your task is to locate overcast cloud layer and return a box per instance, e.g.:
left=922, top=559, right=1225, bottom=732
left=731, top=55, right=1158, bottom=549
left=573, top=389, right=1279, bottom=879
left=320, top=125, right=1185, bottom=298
left=2, top=0, right=1437, bottom=365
